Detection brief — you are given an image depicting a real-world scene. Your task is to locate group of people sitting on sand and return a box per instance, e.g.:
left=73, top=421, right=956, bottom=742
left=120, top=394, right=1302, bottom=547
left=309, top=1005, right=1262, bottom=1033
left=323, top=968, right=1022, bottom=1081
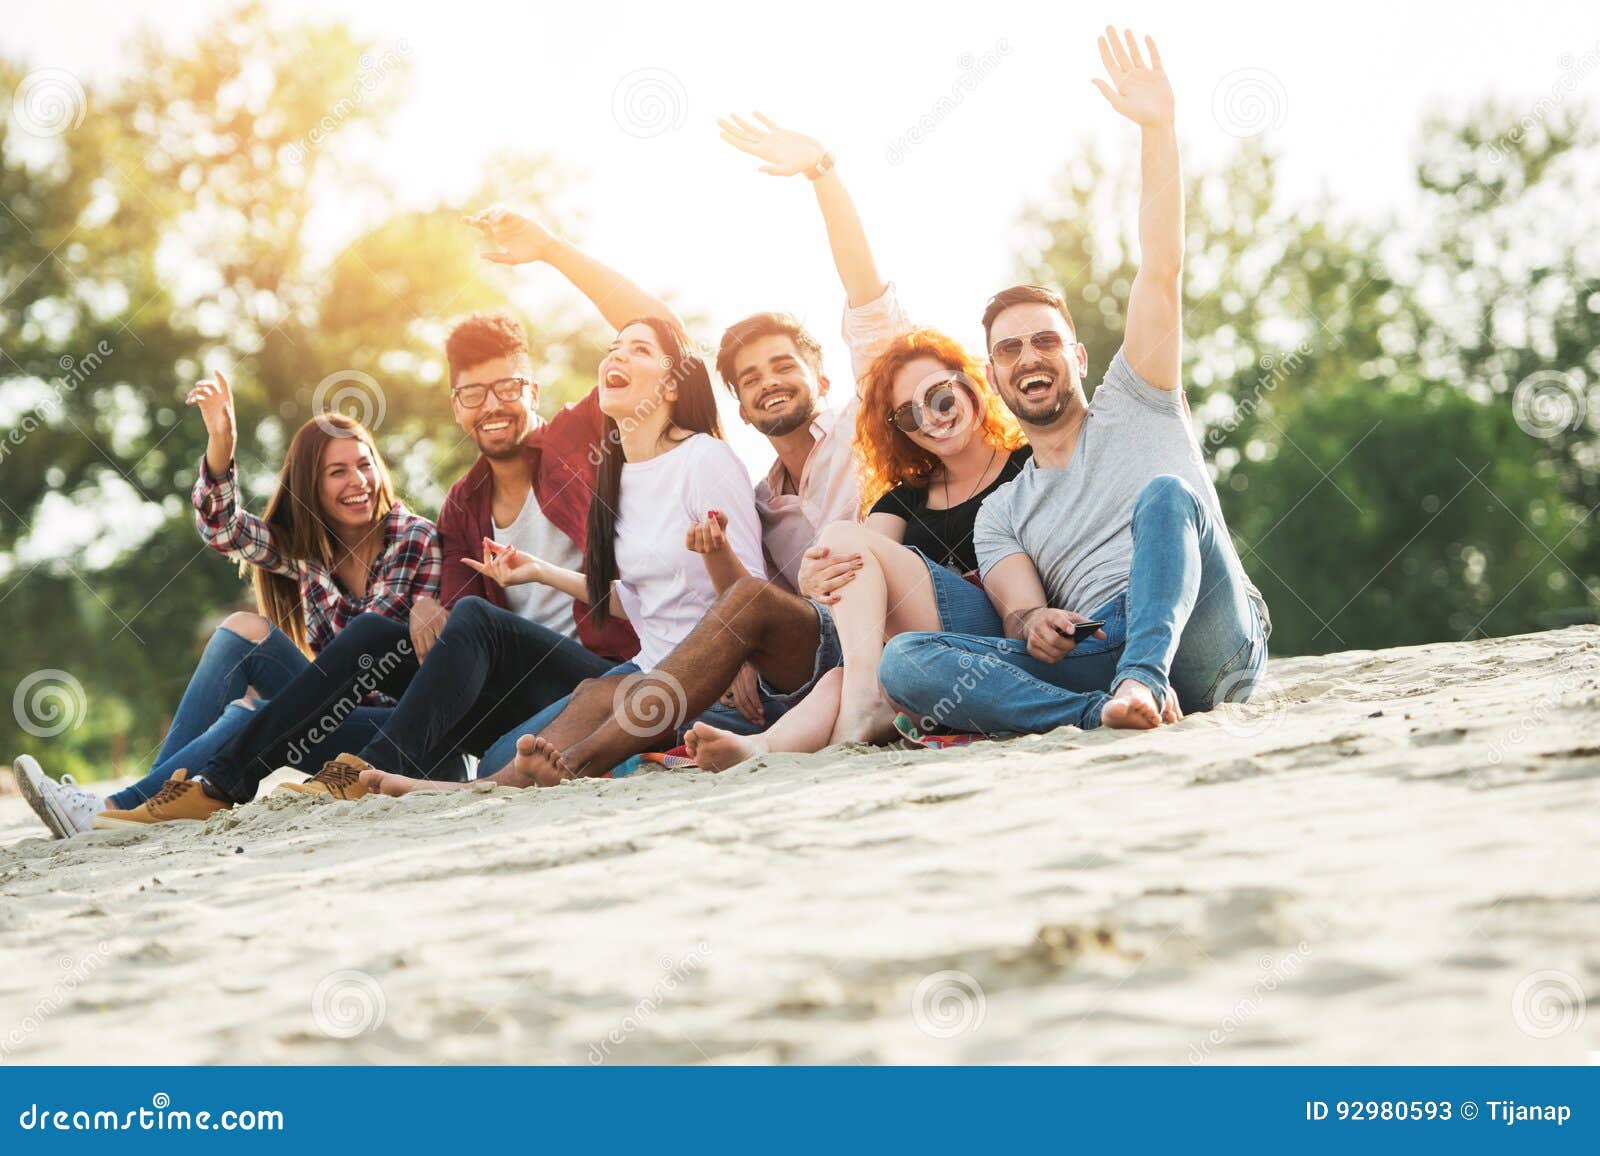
left=14, top=28, right=1269, bottom=839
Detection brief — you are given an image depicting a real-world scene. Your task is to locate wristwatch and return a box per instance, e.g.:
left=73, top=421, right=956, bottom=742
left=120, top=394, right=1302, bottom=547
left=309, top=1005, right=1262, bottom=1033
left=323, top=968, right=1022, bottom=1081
left=804, top=150, right=836, bottom=181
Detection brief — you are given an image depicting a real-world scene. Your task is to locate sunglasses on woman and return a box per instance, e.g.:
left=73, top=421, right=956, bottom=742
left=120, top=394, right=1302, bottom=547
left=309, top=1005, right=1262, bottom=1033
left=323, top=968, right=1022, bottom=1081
left=451, top=377, right=530, bottom=409
left=886, top=381, right=961, bottom=434
left=989, top=330, right=1065, bottom=368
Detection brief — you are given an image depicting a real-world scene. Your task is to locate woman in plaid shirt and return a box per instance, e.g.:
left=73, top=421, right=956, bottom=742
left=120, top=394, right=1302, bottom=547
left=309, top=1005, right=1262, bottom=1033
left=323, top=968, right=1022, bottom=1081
left=15, top=368, right=441, bottom=837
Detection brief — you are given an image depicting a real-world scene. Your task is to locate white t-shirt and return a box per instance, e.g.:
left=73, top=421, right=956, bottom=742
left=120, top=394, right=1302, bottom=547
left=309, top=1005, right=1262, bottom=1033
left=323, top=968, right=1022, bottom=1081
left=612, top=433, right=766, bottom=671
left=492, top=489, right=586, bottom=639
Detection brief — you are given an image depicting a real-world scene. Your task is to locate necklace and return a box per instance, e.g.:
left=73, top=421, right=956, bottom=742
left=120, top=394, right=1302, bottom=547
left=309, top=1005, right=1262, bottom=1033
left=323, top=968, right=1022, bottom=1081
left=942, top=445, right=999, bottom=509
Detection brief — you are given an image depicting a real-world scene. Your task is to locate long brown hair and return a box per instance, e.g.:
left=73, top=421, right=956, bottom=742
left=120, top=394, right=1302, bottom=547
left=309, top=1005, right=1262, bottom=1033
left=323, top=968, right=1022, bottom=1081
left=251, top=413, right=396, bottom=654
left=855, top=327, right=1025, bottom=511
left=584, top=318, right=723, bottom=625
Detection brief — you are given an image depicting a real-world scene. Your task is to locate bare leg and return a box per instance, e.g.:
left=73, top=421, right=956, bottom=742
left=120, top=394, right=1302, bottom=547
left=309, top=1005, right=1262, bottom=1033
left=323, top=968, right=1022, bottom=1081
left=816, top=521, right=941, bottom=745
left=686, top=667, right=845, bottom=772
left=555, top=578, right=823, bottom=777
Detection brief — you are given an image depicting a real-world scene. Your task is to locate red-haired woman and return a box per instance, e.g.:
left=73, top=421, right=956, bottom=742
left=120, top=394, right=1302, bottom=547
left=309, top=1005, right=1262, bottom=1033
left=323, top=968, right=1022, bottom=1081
left=685, top=116, right=1030, bottom=769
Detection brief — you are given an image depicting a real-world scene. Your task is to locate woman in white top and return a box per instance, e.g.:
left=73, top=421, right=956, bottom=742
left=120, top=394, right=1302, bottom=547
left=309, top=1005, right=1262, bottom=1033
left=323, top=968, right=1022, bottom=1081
left=360, top=316, right=767, bottom=793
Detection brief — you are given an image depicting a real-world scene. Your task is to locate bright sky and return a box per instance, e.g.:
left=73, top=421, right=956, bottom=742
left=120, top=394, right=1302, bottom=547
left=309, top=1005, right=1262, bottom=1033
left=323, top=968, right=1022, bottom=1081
left=9, top=0, right=1600, bottom=476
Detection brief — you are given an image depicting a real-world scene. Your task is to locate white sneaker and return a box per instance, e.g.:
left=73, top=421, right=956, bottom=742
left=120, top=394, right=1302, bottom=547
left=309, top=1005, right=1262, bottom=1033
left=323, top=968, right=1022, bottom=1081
left=12, top=755, right=105, bottom=838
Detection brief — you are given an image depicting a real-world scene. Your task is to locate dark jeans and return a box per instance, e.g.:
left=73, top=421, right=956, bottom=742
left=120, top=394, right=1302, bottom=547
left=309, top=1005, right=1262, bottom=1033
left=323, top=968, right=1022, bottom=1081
left=357, top=596, right=614, bottom=779
left=198, top=613, right=426, bottom=804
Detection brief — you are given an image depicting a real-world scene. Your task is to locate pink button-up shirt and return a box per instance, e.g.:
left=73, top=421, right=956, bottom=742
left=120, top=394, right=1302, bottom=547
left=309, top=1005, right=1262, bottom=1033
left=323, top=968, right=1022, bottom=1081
left=756, top=283, right=911, bottom=591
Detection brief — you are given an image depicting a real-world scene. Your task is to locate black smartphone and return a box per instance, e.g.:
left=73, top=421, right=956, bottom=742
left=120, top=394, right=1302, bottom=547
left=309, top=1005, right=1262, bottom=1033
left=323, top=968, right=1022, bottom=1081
left=1052, top=619, right=1106, bottom=641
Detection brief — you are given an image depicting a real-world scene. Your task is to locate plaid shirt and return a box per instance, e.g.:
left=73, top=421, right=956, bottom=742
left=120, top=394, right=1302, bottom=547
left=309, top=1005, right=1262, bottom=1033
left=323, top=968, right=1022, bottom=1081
left=193, top=459, right=442, bottom=655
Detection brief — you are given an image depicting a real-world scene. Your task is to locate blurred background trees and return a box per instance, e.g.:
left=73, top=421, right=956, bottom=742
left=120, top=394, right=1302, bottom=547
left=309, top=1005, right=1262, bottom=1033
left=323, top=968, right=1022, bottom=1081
left=2, top=3, right=1596, bottom=779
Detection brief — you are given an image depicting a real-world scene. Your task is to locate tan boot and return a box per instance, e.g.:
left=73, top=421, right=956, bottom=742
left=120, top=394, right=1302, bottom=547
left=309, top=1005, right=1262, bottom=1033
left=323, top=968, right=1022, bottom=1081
left=93, top=770, right=230, bottom=828
left=275, top=753, right=374, bottom=800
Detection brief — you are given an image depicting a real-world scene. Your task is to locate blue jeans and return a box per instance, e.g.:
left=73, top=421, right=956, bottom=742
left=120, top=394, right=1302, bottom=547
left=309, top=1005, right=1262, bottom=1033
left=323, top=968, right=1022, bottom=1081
left=878, top=475, right=1267, bottom=734
left=110, top=622, right=317, bottom=809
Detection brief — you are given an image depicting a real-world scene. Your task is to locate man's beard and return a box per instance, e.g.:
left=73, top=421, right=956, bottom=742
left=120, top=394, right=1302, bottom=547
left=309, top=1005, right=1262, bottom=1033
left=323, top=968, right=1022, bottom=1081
left=749, top=402, right=818, bottom=438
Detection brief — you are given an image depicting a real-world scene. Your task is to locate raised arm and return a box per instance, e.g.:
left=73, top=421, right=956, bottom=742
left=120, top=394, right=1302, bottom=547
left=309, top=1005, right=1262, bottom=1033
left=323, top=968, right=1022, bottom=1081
left=1094, top=27, right=1183, bottom=391
left=187, top=369, right=298, bottom=580
left=718, top=113, right=887, bottom=308
left=463, top=207, right=682, bottom=332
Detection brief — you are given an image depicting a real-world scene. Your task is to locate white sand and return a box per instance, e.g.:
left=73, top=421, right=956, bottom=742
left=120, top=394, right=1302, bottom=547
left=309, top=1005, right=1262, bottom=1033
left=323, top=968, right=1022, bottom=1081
left=2, top=626, right=1596, bottom=1064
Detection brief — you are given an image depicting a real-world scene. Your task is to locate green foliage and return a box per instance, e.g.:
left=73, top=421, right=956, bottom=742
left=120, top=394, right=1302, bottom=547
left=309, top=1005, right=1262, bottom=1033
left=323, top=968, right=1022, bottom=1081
left=0, top=3, right=609, bottom=780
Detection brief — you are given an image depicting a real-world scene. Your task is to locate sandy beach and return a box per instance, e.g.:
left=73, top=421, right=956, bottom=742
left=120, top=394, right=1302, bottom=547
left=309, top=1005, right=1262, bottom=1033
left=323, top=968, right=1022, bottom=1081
left=2, top=625, right=1596, bottom=1065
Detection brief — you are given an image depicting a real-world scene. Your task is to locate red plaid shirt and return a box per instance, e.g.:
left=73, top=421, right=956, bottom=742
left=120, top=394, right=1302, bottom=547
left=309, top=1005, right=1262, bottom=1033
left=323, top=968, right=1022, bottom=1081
left=193, top=459, right=442, bottom=655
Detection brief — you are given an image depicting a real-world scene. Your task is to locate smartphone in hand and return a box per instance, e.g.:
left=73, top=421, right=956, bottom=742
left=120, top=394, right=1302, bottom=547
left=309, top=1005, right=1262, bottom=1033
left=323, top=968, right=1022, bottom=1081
left=1052, top=618, right=1106, bottom=642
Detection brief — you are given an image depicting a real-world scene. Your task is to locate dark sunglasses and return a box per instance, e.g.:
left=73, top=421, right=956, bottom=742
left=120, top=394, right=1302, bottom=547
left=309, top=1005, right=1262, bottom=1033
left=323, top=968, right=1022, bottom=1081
left=451, top=377, right=530, bottom=409
left=887, top=381, right=961, bottom=434
left=990, top=330, right=1065, bottom=368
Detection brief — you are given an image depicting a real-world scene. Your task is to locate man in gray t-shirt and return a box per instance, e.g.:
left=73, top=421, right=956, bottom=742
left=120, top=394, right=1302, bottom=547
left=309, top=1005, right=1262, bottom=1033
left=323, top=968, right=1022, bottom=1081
left=878, top=27, right=1269, bottom=735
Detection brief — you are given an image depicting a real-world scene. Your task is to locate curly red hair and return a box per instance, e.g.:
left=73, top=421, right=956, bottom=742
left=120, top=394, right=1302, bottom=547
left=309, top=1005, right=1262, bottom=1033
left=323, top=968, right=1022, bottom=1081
left=854, top=328, right=1026, bottom=512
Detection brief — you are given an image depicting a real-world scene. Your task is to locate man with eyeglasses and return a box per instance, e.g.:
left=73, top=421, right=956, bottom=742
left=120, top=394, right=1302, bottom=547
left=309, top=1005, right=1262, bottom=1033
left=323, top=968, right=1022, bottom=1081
left=879, top=28, right=1271, bottom=736
left=100, top=219, right=675, bottom=821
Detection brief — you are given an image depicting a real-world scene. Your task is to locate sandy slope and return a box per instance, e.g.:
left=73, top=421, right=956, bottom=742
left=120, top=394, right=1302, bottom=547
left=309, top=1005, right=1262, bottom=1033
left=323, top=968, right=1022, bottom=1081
left=1, top=626, right=1596, bottom=1065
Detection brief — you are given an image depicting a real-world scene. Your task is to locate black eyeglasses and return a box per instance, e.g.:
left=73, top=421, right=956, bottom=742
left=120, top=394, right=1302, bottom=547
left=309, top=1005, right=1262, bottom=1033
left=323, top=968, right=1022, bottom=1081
left=990, top=330, right=1065, bottom=368
left=451, top=377, right=530, bottom=409
left=887, top=381, right=960, bottom=434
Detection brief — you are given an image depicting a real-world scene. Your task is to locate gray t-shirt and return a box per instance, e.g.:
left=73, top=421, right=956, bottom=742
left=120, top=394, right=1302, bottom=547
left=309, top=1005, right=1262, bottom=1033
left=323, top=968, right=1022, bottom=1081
left=974, top=347, right=1268, bottom=632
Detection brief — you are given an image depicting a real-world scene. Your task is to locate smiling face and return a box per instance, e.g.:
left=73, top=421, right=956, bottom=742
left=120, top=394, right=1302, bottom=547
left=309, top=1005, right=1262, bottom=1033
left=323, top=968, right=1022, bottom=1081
left=888, top=355, right=981, bottom=459
left=598, top=321, right=677, bottom=425
left=730, top=334, right=826, bottom=438
left=985, top=302, right=1090, bottom=429
left=451, top=354, right=537, bottom=460
left=317, top=435, right=383, bottom=531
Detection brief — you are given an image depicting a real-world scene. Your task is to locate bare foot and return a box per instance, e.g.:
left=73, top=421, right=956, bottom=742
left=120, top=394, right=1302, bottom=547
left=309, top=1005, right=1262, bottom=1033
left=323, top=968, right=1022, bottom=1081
left=487, top=734, right=572, bottom=788
left=828, top=685, right=900, bottom=746
left=684, top=722, right=766, bottom=772
left=359, top=767, right=474, bottom=797
left=1101, top=679, right=1163, bottom=730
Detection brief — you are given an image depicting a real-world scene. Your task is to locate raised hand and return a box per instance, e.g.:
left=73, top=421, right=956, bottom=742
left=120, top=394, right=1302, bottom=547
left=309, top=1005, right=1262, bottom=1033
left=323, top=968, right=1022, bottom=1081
left=463, top=539, right=546, bottom=588
left=462, top=206, right=558, bottom=265
left=186, top=368, right=236, bottom=478
left=1092, top=27, right=1173, bottom=128
left=717, top=112, right=827, bottom=178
